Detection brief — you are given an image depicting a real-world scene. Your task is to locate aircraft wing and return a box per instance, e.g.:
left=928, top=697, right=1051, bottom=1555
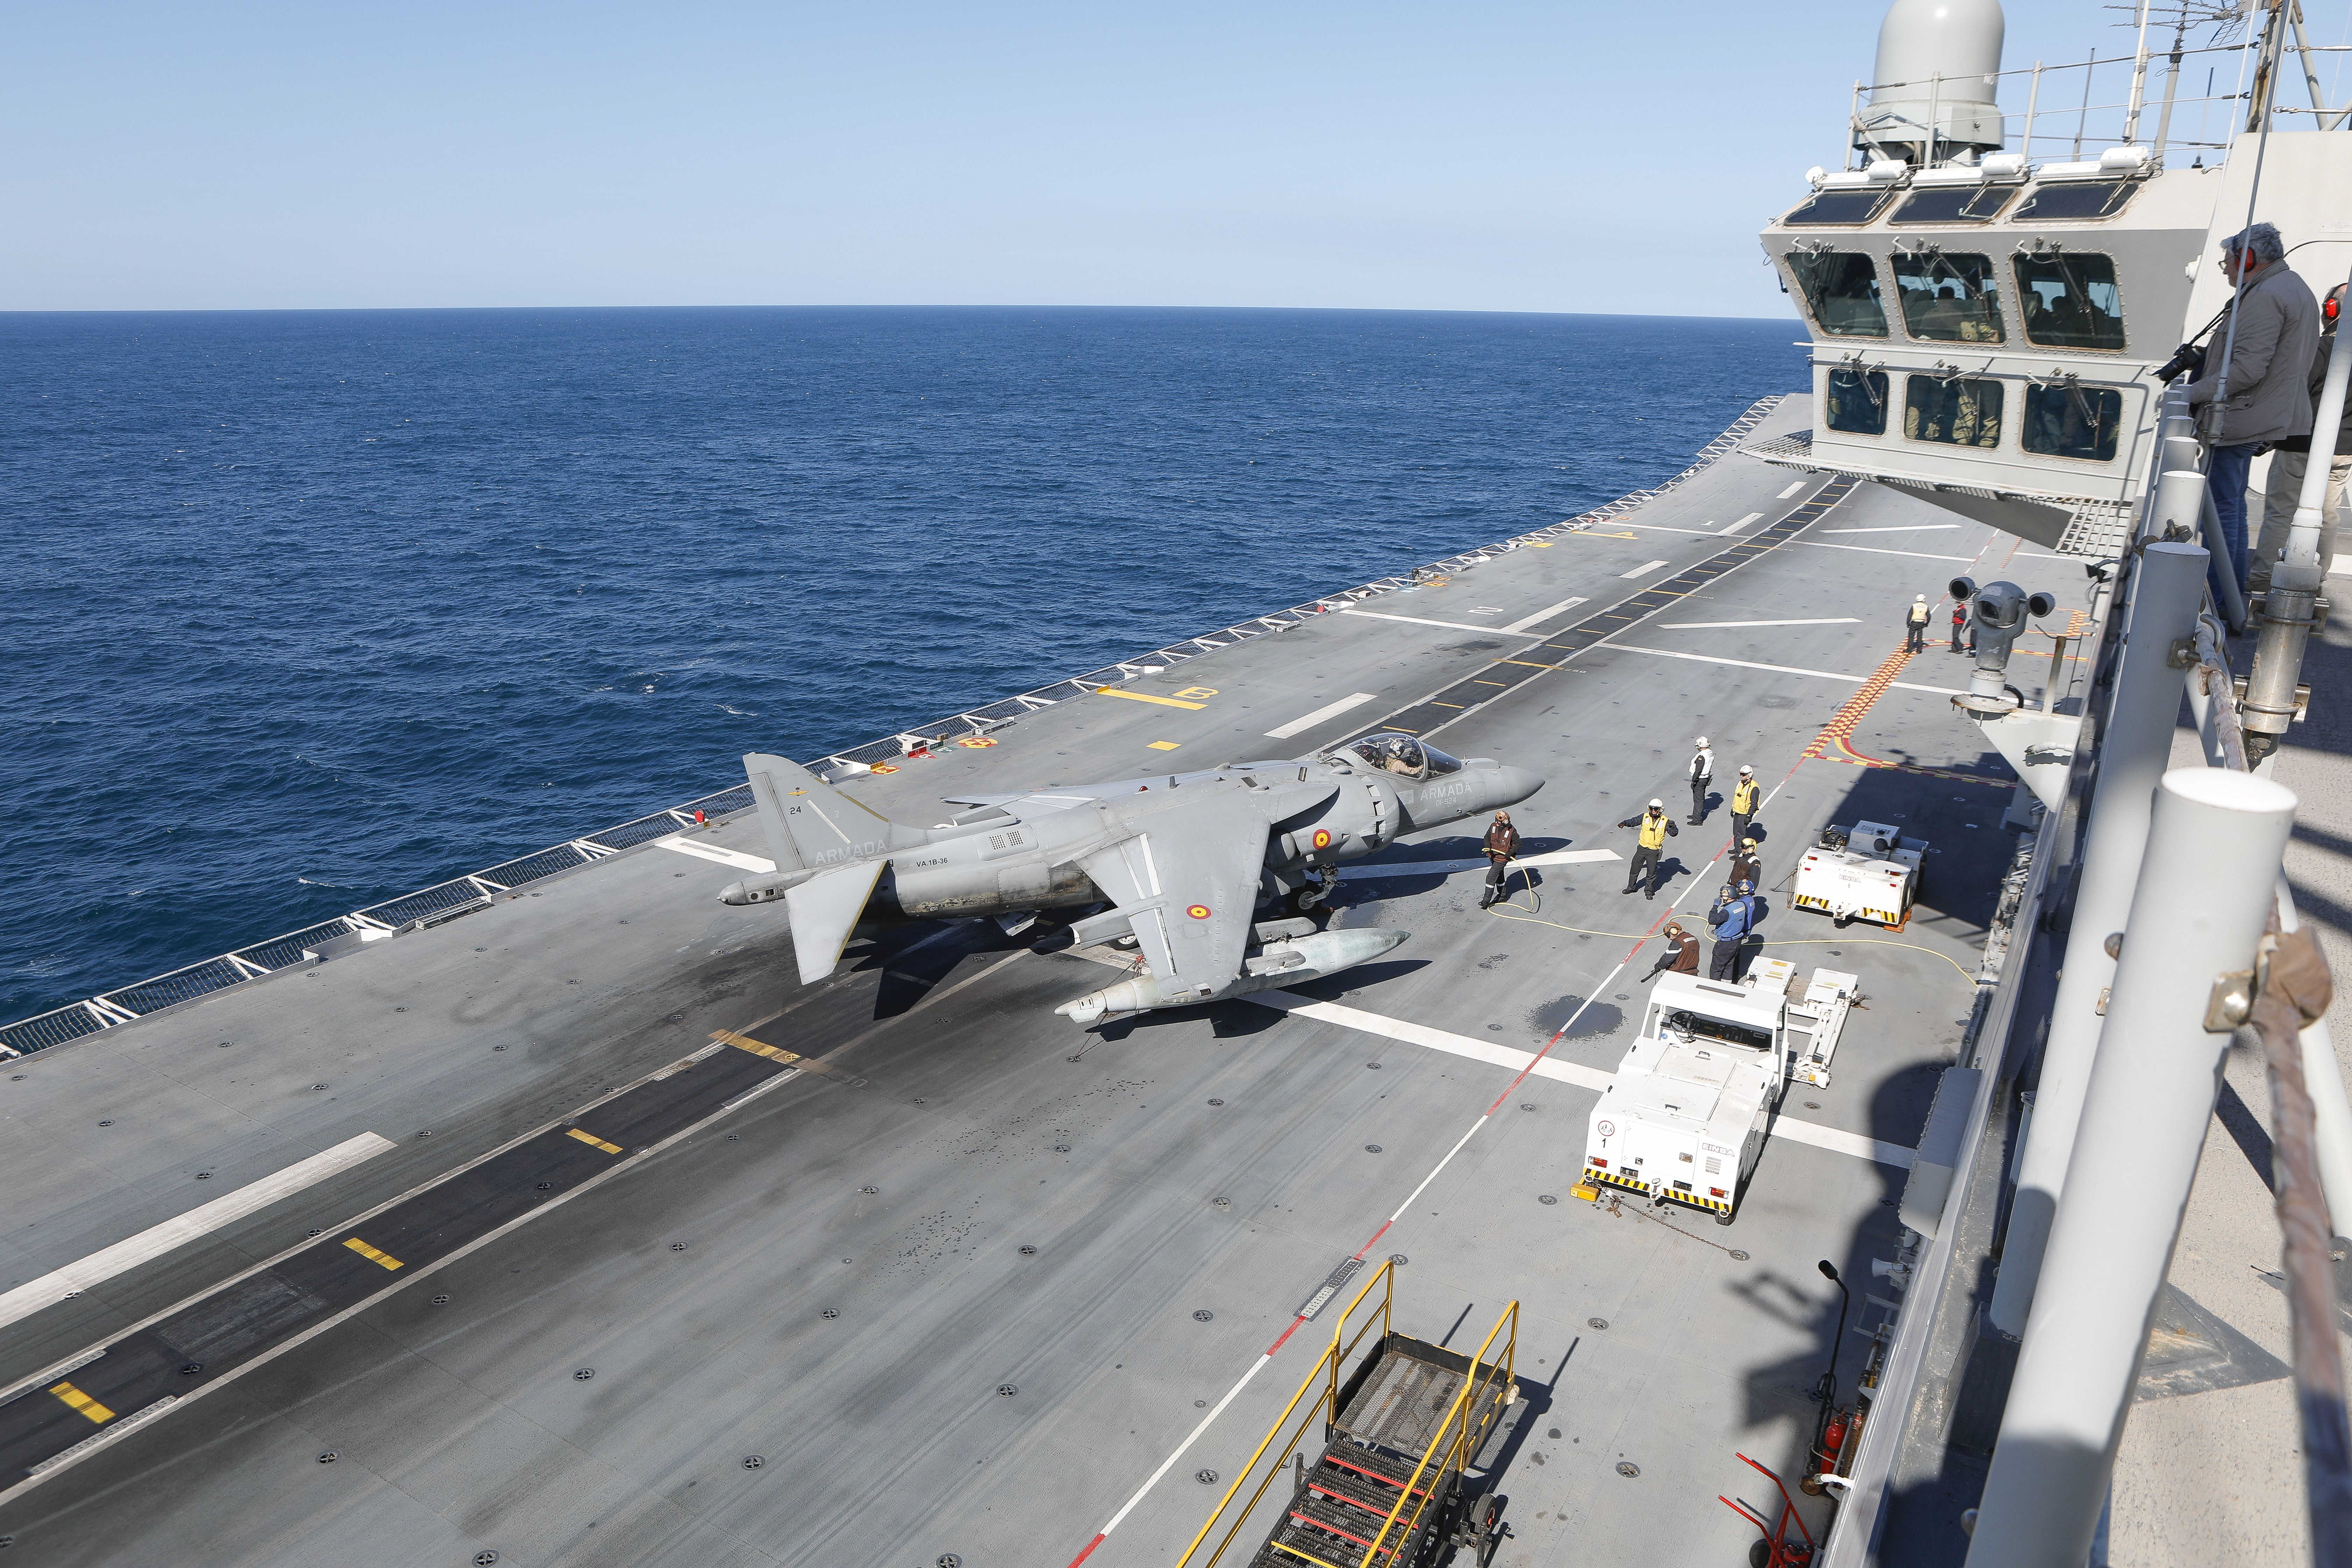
left=1076, top=795, right=1271, bottom=1004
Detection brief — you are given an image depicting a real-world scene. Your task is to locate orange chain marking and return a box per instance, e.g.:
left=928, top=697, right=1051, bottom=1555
left=1802, top=641, right=2015, bottom=788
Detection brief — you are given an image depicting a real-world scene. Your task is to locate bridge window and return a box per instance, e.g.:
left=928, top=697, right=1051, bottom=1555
left=2014, top=180, right=2137, bottom=223
left=2022, top=384, right=2123, bottom=462
left=1892, top=251, right=2004, bottom=343
left=1904, top=376, right=2004, bottom=448
left=2013, top=254, right=2128, bottom=351
left=1782, top=188, right=1899, bottom=226
left=1891, top=185, right=2018, bottom=224
left=1824, top=368, right=1889, bottom=435
left=1786, top=252, right=1888, bottom=337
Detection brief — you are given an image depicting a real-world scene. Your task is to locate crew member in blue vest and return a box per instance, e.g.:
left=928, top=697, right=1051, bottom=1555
left=1708, top=879, right=1763, bottom=981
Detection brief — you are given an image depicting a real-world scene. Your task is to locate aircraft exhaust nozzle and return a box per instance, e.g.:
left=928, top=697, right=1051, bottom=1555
left=1052, top=926, right=1409, bottom=1025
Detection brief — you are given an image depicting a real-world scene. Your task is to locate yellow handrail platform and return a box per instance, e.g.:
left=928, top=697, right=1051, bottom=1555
left=1175, top=1261, right=1518, bottom=1568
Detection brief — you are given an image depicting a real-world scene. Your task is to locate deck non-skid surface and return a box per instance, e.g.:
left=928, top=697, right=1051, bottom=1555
left=0, top=396, right=2082, bottom=1567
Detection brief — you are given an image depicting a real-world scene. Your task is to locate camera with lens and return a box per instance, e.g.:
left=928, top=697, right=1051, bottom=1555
left=2152, top=341, right=2206, bottom=385
left=1948, top=576, right=2057, bottom=714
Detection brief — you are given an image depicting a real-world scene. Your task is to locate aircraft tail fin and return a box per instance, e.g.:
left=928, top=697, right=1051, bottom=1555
left=742, top=754, right=931, bottom=875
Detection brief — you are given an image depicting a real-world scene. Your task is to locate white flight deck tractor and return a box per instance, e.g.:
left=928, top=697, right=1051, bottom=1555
left=1790, top=819, right=1927, bottom=929
left=1580, top=959, right=1860, bottom=1224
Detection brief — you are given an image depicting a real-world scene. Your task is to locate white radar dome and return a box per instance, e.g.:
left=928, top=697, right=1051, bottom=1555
left=1857, top=0, right=2006, bottom=165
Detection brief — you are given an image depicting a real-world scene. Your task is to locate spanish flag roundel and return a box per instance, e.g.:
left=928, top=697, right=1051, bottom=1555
left=1187, top=904, right=1212, bottom=920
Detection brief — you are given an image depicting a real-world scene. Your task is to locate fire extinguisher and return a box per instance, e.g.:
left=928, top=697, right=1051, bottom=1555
left=1816, top=1409, right=1849, bottom=1474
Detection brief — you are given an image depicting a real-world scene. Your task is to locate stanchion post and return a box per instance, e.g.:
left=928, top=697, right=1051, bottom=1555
left=1966, top=769, right=2297, bottom=1567
left=1987, top=541, right=2208, bottom=1335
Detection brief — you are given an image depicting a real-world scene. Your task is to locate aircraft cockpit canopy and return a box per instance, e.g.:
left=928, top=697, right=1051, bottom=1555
left=1346, top=733, right=1462, bottom=780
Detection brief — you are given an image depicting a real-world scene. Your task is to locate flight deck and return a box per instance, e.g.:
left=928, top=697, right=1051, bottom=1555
left=0, top=396, right=2096, bottom=1566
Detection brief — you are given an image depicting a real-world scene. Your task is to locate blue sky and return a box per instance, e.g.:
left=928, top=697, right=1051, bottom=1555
left=4, top=1, right=2312, bottom=315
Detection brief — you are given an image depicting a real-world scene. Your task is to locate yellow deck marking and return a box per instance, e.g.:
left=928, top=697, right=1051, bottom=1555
left=710, top=1030, right=868, bottom=1087
left=1430, top=701, right=1465, bottom=708
left=1500, top=660, right=1558, bottom=670
left=566, top=1128, right=624, bottom=1155
left=1473, top=679, right=1507, bottom=687
left=342, top=1237, right=403, bottom=1270
left=1094, top=687, right=1207, bottom=710
left=49, top=1382, right=113, bottom=1424
left=1524, top=540, right=1551, bottom=547
left=1147, top=740, right=1181, bottom=750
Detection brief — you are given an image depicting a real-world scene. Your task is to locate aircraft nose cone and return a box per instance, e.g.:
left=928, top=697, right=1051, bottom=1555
left=1492, top=765, right=1545, bottom=808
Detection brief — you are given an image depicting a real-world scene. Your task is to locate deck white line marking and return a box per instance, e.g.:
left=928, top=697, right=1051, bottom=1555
left=1264, top=692, right=1381, bottom=740
left=1719, top=512, right=1767, bottom=534
left=1615, top=523, right=1739, bottom=536
left=1819, top=524, right=1962, bottom=534
left=656, top=835, right=775, bottom=873
left=1088, top=1352, right=1282, bottom=1548
left=1777, top=482, right=1807, bottom=499
left=1338, top=848, right=1620, bottom=880
left=1790, top=539, right=1978, bottom=564
left=1619, top=559, right=1671, bottom=580
left=1337, top=609, right=1545, bottom=637
left=0, top=1133, right=397, bottom=1333
left=1499, top=596, right=1590, bottom=634
left=1602, top=643, right=1968, bottom=696
left=1657, top=617, right=1861, bottom=630
left=1247, top=993, right=1610, bottom=1090
left=1246, top=986, right=1912, bottom=1163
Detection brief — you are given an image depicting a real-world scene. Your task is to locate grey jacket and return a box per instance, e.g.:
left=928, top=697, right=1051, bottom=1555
left=2188, top=264, right=2322, bottom=446
left=2276, top=289, right=2348, bottom=457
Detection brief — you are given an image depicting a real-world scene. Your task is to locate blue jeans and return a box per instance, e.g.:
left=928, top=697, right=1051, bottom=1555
left=2208, top=441, right=2261, bottom=593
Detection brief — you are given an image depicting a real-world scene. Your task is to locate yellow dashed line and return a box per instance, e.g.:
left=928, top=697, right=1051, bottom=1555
left=1500, top=660, right=1557, bottom=670
left=709, top=1030, right=869, bottom=1087
left=50, top=1382, right=112, bottom=1424
left=343, top=1237, right=403, bottom=1270
left=1094, top=688, right=1206, bottom=710
left=567, top=1127, right=623, bottom=1155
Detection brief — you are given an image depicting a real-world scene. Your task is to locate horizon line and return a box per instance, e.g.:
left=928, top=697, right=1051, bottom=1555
left=0, top=301, right=1796, bottom=323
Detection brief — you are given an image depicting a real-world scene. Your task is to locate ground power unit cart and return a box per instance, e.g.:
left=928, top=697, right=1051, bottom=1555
left=1581, top=960, right=1859, bottom=1223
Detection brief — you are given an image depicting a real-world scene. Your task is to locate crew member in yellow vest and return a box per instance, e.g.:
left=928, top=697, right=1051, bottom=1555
left=1729, top=765, right=1761, bottom=848
left=1617, top=798, right=1678, bottom=899
left=1905, top=594, right=1931, bottom=653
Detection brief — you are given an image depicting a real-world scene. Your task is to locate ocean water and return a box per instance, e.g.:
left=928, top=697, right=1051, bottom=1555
left=3, top=307, right=1802, bottom=1024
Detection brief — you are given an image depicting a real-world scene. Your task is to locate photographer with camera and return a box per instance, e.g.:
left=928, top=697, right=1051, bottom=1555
left=2179, top=223, right=2322, bottom=594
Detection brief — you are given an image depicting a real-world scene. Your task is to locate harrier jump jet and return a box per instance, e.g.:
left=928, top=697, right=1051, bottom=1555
left=720, top=736, right=1542, bottom=1024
